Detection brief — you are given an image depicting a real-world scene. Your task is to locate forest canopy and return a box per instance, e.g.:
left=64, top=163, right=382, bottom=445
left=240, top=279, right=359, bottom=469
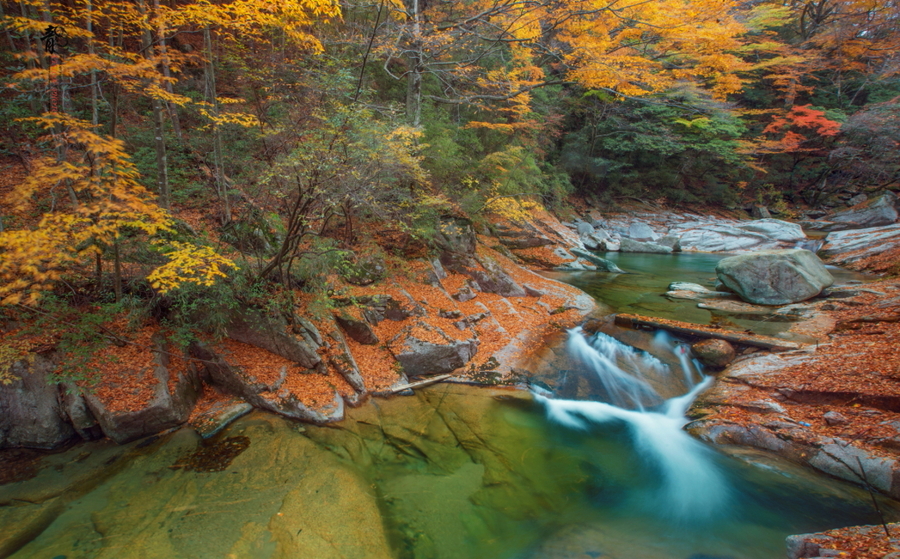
left=0, top=0, right=897, bottom=309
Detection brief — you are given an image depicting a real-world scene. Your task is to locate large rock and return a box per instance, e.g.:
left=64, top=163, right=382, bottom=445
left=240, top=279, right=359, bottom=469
left=190, top=343, right=344, bottom=423
left=626, top=222, right=657, bottom=241
left=691, top=339, right=736, bottom=368
left=0, top=353, right=76, bottom=449
left=226, top=309, right=320, bottom=369
left=824, top=192, right=898, bottom=229
left=85, top=342, right=202, bottom=444
left=619, top=238, right=673, bottom=254
left=570, top=248, right=626, bottom=272
left=388, top=320, right=478, bottom=377
left=669, top=219, right=805, bottom=252
left=715, top=249, right=834, bottom=305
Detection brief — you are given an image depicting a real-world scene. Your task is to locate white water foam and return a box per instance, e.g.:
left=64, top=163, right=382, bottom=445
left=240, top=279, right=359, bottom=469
left=536, top=328, right=729, bottom=520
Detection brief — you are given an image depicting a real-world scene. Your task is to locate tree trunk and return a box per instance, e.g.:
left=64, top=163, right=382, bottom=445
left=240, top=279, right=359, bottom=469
left=154, top=0, right=182, bottom=141
left=113, top=239, right=122, bottom=302
left=0, top=2, right=16, bottom=51
left=204, top=26, right=230, bottom=223
left=404, top=0, right=423, bottom=127
left=86, top=0, right=99, bottom=129
left=139, top=0, right=171, bottom=210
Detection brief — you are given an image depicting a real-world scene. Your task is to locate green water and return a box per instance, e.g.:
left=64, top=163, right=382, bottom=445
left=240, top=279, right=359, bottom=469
left=0, top=253, right=891, bottom=559
left=547, top=251, right=871, bottom=338
left=2, top=384, right=897, bottom=559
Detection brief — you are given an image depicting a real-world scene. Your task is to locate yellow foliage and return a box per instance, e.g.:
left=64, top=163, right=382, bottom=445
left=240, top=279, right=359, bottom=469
left=147, top=242, right=239, bottom=294
left=0, top=114, right=233, bottom=304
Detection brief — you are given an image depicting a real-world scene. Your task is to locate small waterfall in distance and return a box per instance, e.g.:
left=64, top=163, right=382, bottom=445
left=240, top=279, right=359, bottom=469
left=533, top=327, right=729, bottom=520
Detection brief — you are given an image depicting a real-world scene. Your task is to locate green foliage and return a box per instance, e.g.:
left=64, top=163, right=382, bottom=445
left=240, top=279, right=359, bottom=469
left=556, top=88, right=747, bottom=205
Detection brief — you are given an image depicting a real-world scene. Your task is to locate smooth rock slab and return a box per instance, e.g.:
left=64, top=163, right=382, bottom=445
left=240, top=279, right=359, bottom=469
left=716, top=249, right=834, bottom=305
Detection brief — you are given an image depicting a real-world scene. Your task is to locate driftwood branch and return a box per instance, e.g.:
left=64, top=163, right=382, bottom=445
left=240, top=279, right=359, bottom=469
left=613, top=313, right=802, bottom=351
left=388, top=372, right=459, bottom=394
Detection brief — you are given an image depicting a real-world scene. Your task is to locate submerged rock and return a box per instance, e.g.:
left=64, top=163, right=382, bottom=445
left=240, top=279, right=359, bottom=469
left=715, top=249, right=834, bottom=305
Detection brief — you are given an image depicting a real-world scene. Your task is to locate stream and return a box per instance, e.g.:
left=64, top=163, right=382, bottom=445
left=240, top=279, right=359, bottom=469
left=0, top=253, right=894, bottom=559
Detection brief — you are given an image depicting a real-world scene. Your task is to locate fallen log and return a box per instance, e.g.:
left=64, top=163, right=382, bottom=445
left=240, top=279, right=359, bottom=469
left=613, top=313, right=802, bottom=351
left=387, top=372, right=458, bottom=394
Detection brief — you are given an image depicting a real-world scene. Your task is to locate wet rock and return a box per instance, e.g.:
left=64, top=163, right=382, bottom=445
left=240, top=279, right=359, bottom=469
left=188, top=398, right=253, bottom=438
left=691, top=339, right=736, bottom=368
left=0, top=353, right=76, bottom=449
left=825, top=192, right=898, bottom=229
left=570, top=248, right=626, bottom=272
left=619, top=238, right=673, bottom=254
left=716, top=249, right=834, bottom=305
left=85, top=342, right=202, bottom=444
left=388, top=320, right=478, bottom=377
left=555, top=258, right=596, bottom=271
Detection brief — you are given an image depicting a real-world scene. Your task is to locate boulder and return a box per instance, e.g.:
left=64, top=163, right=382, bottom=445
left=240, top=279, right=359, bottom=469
left=190, top=343, right=344, bottom=423
left=619, top=238, right=673, bottom=254
left=657, top=235, right=681, bottom=252
left=626, top=222, right=657, bottom=241
left=0, top=353, right=76, bottom=449
left=751, top=205, right=771, bottom=219
left=825, top=192, right=898, bottom=229
left=570, top=248, right=626, bottom=273
left=575, top=221, right=595, bottom=236
left=715, top=249, right=834, bottom=305
left=691, top=339, right=736, bottom=368
left=676, top=224, right=775, bottom=252
left=734, top=219, right=807, bottom=242
left=334, top=309, right=379, bottom=345
left=435, top=216, right=477, bottom=255
left=226, top=309, right=320, bottom=369
left=85, top=343, right=202, bottom=444
left=339, top=254, right=386, bottom=286
left=388, top=320, right=478, bottom=377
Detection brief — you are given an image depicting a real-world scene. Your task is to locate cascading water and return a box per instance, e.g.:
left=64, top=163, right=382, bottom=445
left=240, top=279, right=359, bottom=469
left=534, top=327, right=729, bottom=521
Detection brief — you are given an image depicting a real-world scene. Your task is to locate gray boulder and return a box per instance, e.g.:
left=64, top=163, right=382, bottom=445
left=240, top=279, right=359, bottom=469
left=751, top=205, right=771, bottom=219
left=0, top=353, right=76, bottom=449
left=619, top=238, right=673, bottom=254
left=435, top=216, right=477, bottom=255
left=826, top=192, right=898, bottom=228
left=657, top=235, right=681, bottom=252
left=389, top=320, right=478, bottom=377
left=626, top=222, right=657, bottom=241
left=575, top=221, right=595, bottom=236
left=716, top=249, right=834, bottom=305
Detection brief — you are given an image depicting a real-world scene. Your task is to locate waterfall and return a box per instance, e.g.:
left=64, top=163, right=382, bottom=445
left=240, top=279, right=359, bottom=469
left=535, top=327, right=729, bottom=520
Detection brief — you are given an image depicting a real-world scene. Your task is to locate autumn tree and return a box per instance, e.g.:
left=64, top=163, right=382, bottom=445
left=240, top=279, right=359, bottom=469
left=0, top=114, right=236, bottom=305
